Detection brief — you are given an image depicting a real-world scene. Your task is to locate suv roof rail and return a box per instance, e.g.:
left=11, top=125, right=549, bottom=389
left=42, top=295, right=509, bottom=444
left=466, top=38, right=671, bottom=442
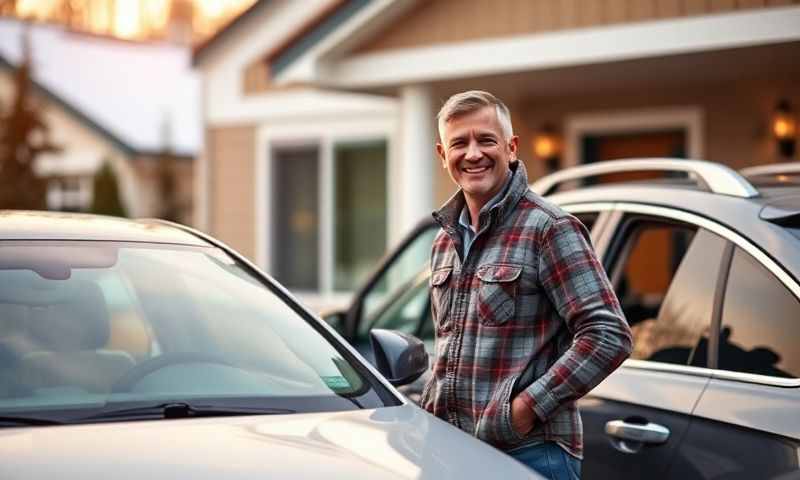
left=530, top=158, right=759, bottom=198
left=740, top=162, right=800, bottom=177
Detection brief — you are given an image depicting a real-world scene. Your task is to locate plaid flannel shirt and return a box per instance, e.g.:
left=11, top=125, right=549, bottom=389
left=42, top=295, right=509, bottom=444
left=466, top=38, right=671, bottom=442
left=421, top=161, right=632, bottom=458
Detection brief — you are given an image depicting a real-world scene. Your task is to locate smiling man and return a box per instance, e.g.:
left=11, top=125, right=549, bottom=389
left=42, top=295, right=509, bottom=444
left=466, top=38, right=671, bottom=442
left=422, top=90, right=632, bottom=479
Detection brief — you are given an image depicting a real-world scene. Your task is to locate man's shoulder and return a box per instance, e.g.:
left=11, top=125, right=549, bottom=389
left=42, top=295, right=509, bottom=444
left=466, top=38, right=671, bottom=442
left=512, top=190, right=574, bottom=230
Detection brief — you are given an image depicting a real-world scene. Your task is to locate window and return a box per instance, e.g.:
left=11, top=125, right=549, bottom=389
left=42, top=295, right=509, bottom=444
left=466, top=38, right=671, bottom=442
left=358, top=224, right=438, bottom=338
left=272, top=147, right=319, bottom=290
left=718, top=247, right=800, bottom=378
left=609, top=218, right=723, bottom=367
left=334, top=142, right=387, bottom=291
left=47, top=177, right=92, bottom=212
left=271, top=142, right=388, bottom=295
left=363, top=273, right=431, bottom=342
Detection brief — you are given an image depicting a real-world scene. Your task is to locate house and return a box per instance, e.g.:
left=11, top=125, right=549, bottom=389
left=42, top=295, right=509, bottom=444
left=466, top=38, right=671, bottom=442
left=194, top=0, right=800, bottom=310
left=0, top=19, right=199, bottom=223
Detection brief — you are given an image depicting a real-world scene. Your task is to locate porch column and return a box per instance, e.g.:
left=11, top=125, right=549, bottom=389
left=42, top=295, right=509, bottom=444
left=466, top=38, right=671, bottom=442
left=398, top=84, right=435, bottom=238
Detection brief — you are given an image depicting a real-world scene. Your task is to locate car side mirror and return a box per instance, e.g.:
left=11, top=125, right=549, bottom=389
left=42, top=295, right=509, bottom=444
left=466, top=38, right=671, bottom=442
left=369, top=329, right=427, bottom=387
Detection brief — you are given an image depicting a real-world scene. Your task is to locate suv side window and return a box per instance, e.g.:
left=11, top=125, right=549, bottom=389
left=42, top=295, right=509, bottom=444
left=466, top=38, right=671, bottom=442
left=609, top=218, right=725, bottom=367
left=718, top=247, right=800, bottom=378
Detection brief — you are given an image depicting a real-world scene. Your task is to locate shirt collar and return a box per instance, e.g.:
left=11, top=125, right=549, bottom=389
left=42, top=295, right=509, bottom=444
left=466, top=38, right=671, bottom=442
left=457, top=170, right=513, bottom=233
left=435, top=160, right=529, bottom=232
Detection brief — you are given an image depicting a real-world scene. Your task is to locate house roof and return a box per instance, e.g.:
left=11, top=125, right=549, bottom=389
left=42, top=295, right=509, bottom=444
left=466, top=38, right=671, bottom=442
left=191, top=0, right=370, bottom=76
left=192, top=0, right=272, bottom=66
left=0, top=53, right=136, bottom=156
left=0, top=19, right=200, bottom=157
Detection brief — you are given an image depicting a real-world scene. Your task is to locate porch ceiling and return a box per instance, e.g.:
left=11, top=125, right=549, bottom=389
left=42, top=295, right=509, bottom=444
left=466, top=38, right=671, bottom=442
left=395, top=41, right=800, bottom=103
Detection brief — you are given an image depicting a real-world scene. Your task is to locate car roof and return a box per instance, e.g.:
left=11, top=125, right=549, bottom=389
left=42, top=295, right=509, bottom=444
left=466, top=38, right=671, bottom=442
left=0, top=210, right=208, bottom=246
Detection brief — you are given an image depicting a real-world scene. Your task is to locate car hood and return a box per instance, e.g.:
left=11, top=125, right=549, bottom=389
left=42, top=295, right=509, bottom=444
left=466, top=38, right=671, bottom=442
left=0, top=404, right=537, bottom=479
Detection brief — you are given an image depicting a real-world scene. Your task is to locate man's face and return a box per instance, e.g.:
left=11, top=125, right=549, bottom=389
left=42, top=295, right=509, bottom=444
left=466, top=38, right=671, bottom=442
left=437, top=106, right=519, bottom=207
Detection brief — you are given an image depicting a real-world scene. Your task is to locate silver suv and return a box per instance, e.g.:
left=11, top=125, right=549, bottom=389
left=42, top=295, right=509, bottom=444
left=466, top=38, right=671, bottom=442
left=326, top=159, right=800, bottom=480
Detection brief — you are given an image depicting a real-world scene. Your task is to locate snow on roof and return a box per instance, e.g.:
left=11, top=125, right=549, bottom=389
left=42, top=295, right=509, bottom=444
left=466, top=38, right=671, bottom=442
left=0, top=19, right=200, bottom=156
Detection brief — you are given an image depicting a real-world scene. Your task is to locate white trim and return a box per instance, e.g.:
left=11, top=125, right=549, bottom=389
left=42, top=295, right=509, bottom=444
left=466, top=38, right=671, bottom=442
left=563, top=107, right=704, bottom=168
left=195, top=77, right=210, bottom=231
left=320, top=137, right=334, bottom=295
left=279, top=6, right=800, bottom=88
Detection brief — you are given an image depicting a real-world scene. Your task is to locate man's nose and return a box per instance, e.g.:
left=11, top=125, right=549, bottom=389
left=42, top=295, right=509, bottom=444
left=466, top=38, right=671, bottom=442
left=465, top=140, right=482, bottom=161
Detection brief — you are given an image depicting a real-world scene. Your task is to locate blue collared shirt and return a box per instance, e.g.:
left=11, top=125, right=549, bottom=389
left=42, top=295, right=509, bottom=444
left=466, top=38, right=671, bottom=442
left=457, top=170, right=513, bottom=259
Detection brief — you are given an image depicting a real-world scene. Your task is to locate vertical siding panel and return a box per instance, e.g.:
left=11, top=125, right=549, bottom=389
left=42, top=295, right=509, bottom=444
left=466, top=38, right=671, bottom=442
left=605, top=0, right=629, bottom=23
left=560, top=0, right=580, bottom=29
left=683, top=0, right=709, bottom=15
left=482, top=0, right=505, bottom=39
left=534, top=0, right=559, bottom=32
left=510, top=0, right=535, bottom=35
left=657, top=0, right=683, bottom=16
left=579, top=0, right=606, bottom=26
left=209, top=126, right=256, bottom=261
left=628, top=0, right=657, bottom=20
left=738, top=0, right=766, bottom=7
left=428, top=0, right=451, bottom=45
left=709, top=0, right=736, bottom=10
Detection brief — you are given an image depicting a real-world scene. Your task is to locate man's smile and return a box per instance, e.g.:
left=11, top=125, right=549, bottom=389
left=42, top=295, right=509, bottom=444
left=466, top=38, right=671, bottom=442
left=462, top=164, right=492, bottom=174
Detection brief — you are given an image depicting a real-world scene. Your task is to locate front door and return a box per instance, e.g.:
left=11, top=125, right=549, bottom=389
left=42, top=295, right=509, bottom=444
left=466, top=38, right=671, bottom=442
left=582, top=129, right=687, bottom=184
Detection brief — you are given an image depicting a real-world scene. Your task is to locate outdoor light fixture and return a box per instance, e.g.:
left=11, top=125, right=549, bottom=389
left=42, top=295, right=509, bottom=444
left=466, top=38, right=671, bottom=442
left=773, top=99, right=797, bottom=159
left=532, top=125, right=561, bottom=172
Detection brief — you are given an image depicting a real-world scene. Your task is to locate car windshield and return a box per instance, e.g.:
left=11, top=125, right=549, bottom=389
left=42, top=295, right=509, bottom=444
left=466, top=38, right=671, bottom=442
left=0, top=241, right=387, bottom=424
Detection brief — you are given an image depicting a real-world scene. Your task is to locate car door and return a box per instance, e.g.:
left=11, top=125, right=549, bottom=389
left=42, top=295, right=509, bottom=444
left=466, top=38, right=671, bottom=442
left=580, top=207, right=729, bottom=479
left=674, top=243, right=800, bottom=479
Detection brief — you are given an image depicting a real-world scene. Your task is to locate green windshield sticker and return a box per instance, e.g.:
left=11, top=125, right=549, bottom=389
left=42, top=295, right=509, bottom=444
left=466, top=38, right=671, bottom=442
left=321, top=376, right=351, bottom=390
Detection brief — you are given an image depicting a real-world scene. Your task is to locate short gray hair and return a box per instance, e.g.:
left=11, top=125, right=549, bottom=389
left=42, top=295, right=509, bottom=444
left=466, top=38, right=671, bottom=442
left=437, top=90, right=514, bottom=142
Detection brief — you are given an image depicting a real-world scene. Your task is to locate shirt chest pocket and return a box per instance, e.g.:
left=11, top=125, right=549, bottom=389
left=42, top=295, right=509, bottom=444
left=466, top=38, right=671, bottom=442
left=430, top=267, right=454, bottom=332
left=476, top=264, right=522, bottom=326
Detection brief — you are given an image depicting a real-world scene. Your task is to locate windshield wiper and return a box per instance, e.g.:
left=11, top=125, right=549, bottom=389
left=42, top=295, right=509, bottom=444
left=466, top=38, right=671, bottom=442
left=0, top=415, right=65, bottom=426
left=83, top=402, right=296, bottom=421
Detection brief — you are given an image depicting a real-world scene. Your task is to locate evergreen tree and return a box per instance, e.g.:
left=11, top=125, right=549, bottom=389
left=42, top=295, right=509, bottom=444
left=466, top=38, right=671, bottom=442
left=90, top=160, right=127, bottom=217
left=0, top=30, right=60, bottom=210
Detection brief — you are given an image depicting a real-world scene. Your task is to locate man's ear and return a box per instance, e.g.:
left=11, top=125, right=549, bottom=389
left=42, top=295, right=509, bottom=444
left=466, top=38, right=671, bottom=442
left=508, top=135, right=520, bottom=162
left=436, top=143, right=447, bottom=169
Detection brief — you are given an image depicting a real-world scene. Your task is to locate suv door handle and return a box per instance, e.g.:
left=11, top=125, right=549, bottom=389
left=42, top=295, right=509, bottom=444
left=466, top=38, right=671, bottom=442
left=605, top=420, right=670, bottom=445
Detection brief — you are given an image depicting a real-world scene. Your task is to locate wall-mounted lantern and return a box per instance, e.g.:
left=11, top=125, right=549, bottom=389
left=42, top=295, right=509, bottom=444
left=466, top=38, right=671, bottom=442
left=773, top=100, right=797, bottom=159
left=532, top=125, right=561, bottom=173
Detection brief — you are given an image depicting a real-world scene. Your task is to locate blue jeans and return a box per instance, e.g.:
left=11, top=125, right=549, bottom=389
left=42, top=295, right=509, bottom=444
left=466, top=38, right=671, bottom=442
left=508, top=442, right=581, bottom=480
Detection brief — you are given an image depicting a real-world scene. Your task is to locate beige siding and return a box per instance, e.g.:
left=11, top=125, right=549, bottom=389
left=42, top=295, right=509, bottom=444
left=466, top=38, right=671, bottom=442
left=433, top=77, right=800, bottom=206
left=357, top=0, right=798, bottom=53
left=207, top=125, right=257, bottom=260
left=243, top=60, right=271, bottom=95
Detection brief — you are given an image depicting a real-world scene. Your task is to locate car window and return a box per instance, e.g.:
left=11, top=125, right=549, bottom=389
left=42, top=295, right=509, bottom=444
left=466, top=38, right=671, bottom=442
left=718, top=247, right=800, bottom=378
left=359, top=225, right=438, bottom=338
left=573, top=212, right=598, bottom=233
left=643, top=229, right=726, bottom=367
left=0, top=241, right=388, bottom=421
left=365, top=273, right=430, bottom=340
left=608, top=218, right=722, bottom=367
